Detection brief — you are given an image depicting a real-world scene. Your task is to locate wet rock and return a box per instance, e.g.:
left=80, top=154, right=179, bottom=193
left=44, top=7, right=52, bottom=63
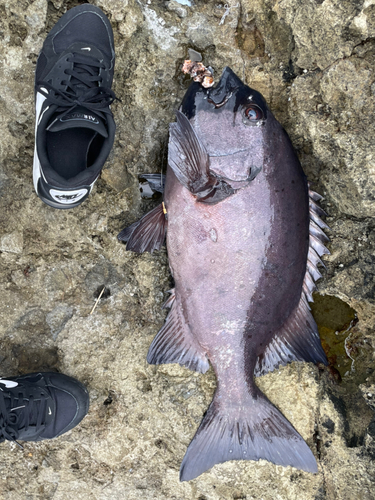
left=0, top=231, right=23, bottom=253
left=46, top=304, right=74, bottom=340
left=166, top=1, right=188, bottom=19
left=84, top=260, right=121, bottom=296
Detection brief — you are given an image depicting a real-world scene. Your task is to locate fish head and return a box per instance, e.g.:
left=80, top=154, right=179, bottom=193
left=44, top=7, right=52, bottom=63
left=181, top=67, right=268, bottom=188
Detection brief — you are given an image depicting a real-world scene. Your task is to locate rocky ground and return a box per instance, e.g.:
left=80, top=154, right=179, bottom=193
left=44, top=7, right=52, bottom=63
left=0, top=0, right=374, bottom=498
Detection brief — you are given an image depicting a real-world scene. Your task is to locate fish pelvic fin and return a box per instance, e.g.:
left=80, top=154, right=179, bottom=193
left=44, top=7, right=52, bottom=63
left=254, top=294, right=327, bottom=377
left=180, top=389, right=318, bottom=482
left=147, top=289, right=210, bottom=373
left=168, top=111, right=234, bottom=204
left=117, top=203, right=167, bottom=254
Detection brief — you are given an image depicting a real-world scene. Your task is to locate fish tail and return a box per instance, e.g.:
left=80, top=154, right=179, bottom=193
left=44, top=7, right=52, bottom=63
left=179, top=388, right=317, bottom=481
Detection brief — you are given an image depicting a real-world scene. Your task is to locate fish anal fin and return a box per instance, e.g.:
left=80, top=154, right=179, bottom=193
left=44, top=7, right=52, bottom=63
left=180, top=390, right=317, bottom=481
left=169, top=111, right=234, bottom=204
left=254, top=295, right=327, bottom=377
left=117, top=203, right=167, bottom=254
left=147, top=291, right=209, bottom=374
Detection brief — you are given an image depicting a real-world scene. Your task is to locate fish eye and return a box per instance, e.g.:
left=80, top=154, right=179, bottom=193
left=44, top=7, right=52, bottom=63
left=244, top=105, right=263, bottom=121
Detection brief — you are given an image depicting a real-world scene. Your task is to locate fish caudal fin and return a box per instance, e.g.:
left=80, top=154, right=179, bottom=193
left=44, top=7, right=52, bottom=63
left=180, top=390, right=317, bottom=481
left=117, top=203, right=167, bottom=253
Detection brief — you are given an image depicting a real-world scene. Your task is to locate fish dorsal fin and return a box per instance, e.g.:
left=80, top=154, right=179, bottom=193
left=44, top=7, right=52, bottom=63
left=303, top=185, right=330, bottom=304
left=117, top=203, right=167, bottom=254
left=147, top=289, right=210, bottom=373
left=168, top=111, right=234, bottom=204
left=255, top=186, right=329, bottom=376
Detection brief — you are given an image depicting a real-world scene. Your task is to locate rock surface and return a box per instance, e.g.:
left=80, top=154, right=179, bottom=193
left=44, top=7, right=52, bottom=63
left=0, top=0, right=374, bottom=498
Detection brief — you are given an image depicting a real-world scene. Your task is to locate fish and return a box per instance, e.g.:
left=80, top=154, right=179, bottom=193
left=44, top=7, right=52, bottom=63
left=118, top=67, right=329, bottom=481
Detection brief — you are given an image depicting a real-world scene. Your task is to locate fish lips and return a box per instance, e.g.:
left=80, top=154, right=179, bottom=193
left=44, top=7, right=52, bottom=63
left=181, top=66, right=268, bottom=120
left=206, top=66, right=245, bottom=108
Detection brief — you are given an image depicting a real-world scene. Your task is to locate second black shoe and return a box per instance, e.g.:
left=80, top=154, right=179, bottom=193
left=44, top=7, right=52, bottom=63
left=34, top=4, right=116, bottom=209
left=0, top=372, right=89, bottom=444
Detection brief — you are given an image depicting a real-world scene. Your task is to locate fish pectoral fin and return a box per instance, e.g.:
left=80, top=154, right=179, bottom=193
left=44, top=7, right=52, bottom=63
left=169, top=111, right=234, bottom=204
left=254, top=295, right=327, bottom=377
left=117, top=203, right=167, bottom=254
left=147, top=290, right=209, bottom=374
left=180, top=390, right=318, bottom=482
left=169, top=110, right=211, bottom=193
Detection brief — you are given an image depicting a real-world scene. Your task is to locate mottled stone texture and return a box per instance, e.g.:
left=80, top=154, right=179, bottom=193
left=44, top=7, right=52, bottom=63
left=0, top=0, right=374, bottom=498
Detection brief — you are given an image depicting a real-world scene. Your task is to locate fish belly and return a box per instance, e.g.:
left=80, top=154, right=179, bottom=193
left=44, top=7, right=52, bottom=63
left=165, top=163, right=307, bottom=383
left=167, top=172, right=267, bottom=338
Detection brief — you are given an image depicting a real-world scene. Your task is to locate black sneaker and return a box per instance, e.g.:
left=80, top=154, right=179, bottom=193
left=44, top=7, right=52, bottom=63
left=34, top=4, right=116, bottom=209
left=0, top=372, right=89, bottom=444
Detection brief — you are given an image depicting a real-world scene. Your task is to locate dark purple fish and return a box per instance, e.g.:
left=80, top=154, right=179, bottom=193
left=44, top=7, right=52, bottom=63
left=118, top=67, right=329, bottom=481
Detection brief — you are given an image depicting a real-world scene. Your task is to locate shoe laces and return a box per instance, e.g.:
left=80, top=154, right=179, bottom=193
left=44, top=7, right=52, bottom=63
left=0, top=387, right=47, bottom=447
left=36, top=52, right=118, bottom=121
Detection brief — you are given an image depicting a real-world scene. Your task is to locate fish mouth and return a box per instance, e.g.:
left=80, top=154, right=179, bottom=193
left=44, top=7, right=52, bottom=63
left=207, top=91, right=233, bottom=109
left=180, top=66, right=268, bottom=121
left=206, top=67, right=243, bottom=106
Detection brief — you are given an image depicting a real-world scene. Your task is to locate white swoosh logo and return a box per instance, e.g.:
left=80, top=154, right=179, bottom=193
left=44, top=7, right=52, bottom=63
left=0, top=379, right=18, bottom=389
left=81, top=47, right=91, bottom=51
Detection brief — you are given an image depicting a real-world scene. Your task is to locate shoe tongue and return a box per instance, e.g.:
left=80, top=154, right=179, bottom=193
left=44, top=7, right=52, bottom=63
left=46, top=106, right=108, bottom=138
